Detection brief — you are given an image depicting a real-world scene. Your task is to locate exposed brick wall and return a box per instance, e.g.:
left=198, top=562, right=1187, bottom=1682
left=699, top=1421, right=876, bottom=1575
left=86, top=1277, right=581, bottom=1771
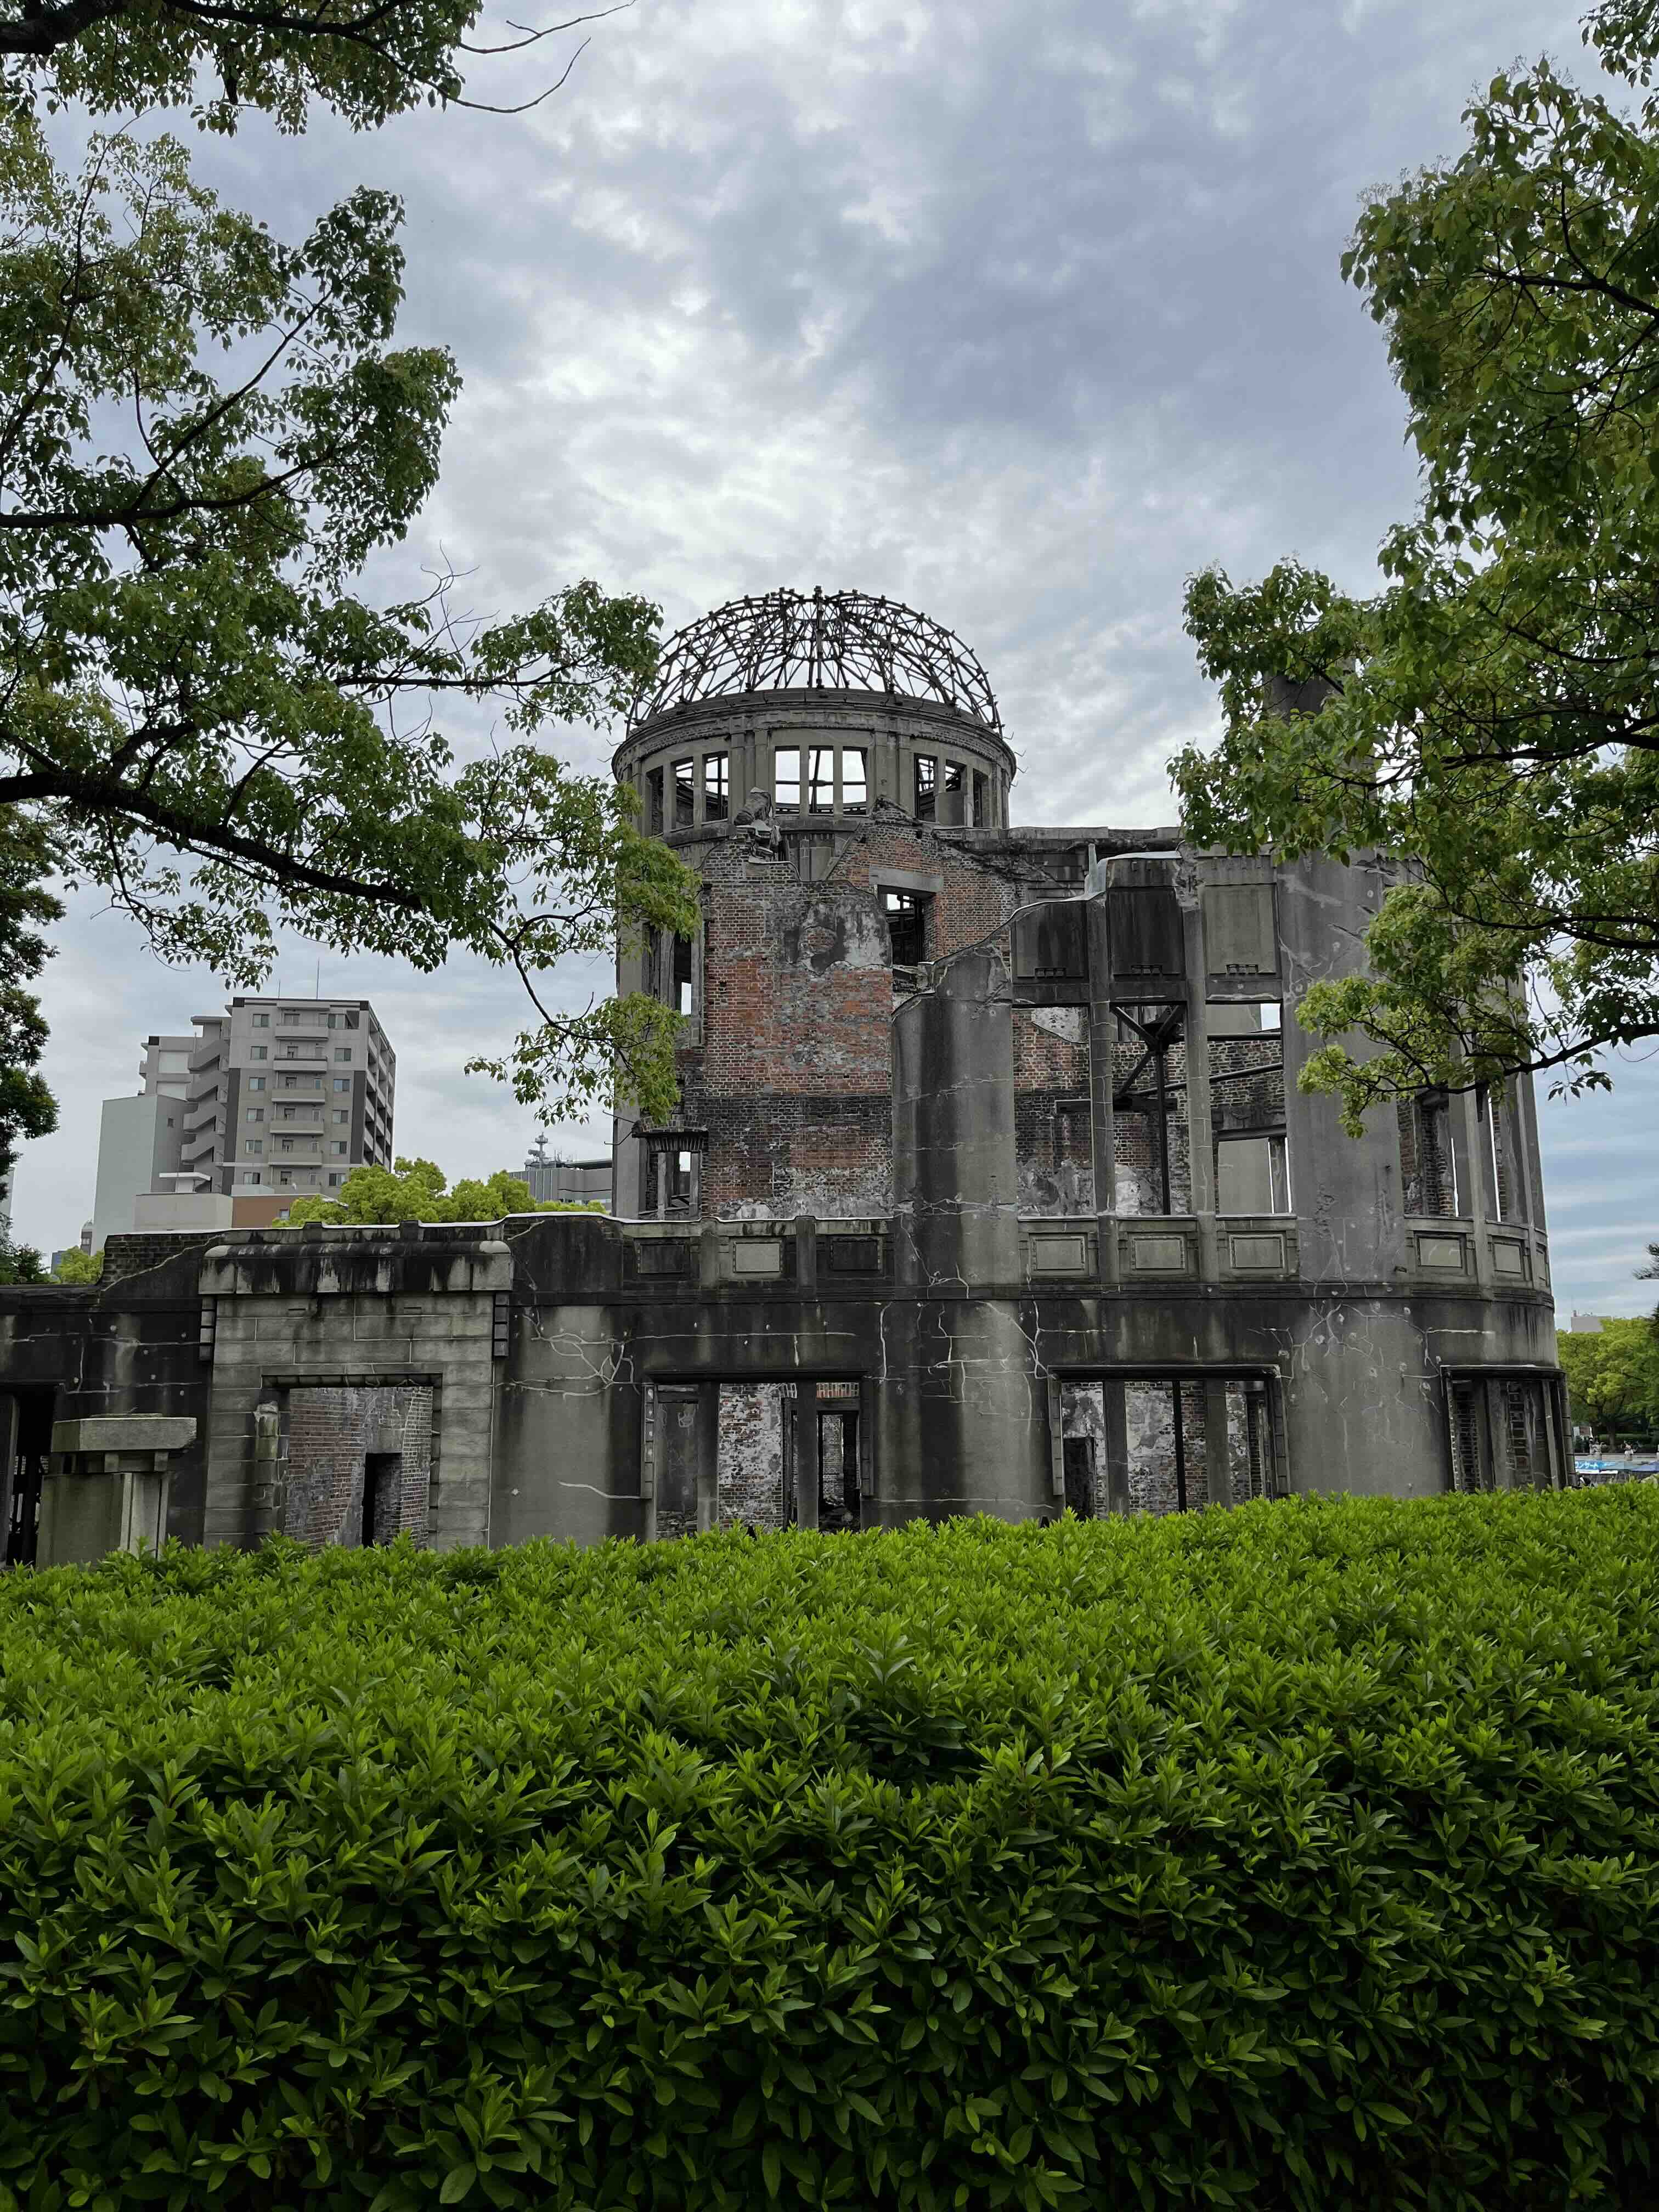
left=823, top=819, right=1014, bottom=958
left=678, top=823, right=1019, bottom=1220
left=1014, top=1008, right=1093, bottom=1216
left=100, top=1232, right=223, bottom=1284
left=717, top=1383, right=784, bottom=1530
left=284, top=1383, right=431, bottom=1549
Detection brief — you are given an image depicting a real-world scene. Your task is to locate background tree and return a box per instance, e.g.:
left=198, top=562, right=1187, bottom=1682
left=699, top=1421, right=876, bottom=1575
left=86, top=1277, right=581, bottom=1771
left=50, top=1241, right=99, bottom=1281
left=1174, top=0, right=1659, bottom=1130
left=1557, top=1317, right=1659, bottom=1437
left=0, top=0, right=697, bottom=1176
left=285, top=1155, right=602, bottom=1224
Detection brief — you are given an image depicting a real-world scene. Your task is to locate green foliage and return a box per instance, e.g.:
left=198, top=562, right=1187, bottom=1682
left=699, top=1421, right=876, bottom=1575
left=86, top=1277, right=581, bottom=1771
left=285, top=1155, right=604, bottom=1226
left=1558, top=1319, right=1659, bottom=1433
left=49, top=1244, right=101, bottom=1283
left=0, top=1230, right=44, bottom=1282
left=0, top=806, right=61, bottom=1180
left=3, top=1493, right=1659, bottom=2209
left=1173, top=0, right=1659, bottom=1126
left=0, top=9, right=699, bottom=1137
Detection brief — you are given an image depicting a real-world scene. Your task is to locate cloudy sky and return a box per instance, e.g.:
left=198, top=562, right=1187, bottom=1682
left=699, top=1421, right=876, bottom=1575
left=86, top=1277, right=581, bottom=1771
left=13, top=0, right=1657, bottom=1314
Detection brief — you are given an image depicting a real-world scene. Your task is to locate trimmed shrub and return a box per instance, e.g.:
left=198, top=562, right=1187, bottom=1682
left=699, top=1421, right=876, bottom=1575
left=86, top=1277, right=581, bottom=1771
left=2, top=1492, right=1658, bottom=2210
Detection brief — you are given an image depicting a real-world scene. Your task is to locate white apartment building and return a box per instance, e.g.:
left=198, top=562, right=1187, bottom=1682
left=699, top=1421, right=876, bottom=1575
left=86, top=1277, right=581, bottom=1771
left=92, top=997, right=396, bottom=1242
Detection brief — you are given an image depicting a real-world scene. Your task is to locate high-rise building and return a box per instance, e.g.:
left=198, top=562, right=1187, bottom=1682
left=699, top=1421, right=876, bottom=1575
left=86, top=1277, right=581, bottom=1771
left=91, top=996, right=396, bottom=1242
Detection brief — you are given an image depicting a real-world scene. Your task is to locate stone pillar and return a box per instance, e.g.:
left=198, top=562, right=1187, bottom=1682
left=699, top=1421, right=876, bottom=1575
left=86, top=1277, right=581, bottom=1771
left=1203, top=1380, right=1231, bottom=1509
left=37, top=1417, right=197, bottom=1566
left=0, top=1394, right=16, bottom=1565
left=795, top=1381, right=820, bottom=1530
left=695, top=1381, right=720, bottom=1534
left=1086, top=893, right=1119, bottom=1283
left=893, top=949, right=1019, bottom=1289
left=249, top=1400, right=284, bottom=1543
left=1183, top=899, right=1217, bottom=1280
left=1103, top=1381, right=1131, bottom=1514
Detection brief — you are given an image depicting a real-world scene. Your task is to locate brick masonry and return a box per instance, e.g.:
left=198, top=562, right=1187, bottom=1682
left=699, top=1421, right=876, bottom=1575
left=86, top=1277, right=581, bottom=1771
left=284, top=1383, right=432, bottom=1548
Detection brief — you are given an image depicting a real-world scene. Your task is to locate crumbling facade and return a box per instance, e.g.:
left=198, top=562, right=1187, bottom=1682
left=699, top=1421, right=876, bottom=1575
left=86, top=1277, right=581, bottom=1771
left=1, top=589, right=1564, bottom=1565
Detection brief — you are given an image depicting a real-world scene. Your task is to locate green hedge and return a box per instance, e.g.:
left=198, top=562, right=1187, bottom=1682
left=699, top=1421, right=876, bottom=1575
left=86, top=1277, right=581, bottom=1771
left=3, top=1492, right=1658, bottom=2211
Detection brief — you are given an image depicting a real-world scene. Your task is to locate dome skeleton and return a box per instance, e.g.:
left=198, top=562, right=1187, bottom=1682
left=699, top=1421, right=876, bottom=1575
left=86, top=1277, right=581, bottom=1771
left=630, top=586, right=1001, bottom=733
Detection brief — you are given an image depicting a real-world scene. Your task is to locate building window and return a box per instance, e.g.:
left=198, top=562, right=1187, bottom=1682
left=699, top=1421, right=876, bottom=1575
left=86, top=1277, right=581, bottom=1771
left=843, top=748, right=868, bottom=813
left=673, top=933, right=694, bottom=1019
left=280, top=1138, right=295, bottom=1153
left=334, top=1077, right=350, bottom=1093
left=703, top=753, right=729, bottom=821
left=243, top=1172, right=262, bottom=1186
left=246, top=1139, right=263, bottom=1156
left=1400, top=1091, right=1460, bottom=1216
left=943, top=759, right=964, bottom=822
left=249, top=1046, right=267, bottom=1061
left=328, top=1173, right=341, bottom=1187
left=774, top=747, right=800, bottom=812
left=972, top=770, right=989, bottom=827
left=883, top=889, right=929, bottom=966
left=807, top=746, right=833, bottom=813
left=252, top=1013, right=269, bottom=1028
left=1216, top=1132, right=1291, bottom=1214
left=333, top=1141, right=348, bottom=1156
left=246, top=1107, right=264, bottom=1123
left=278, top=1171, right=292, bottom=1187
left=334, top=1047, right=351, bottom=1062
left=673, top=758, right=695, bottom=831
left=248, top=1076, right=264, bottom=1092
left=913, top=755, right=936, bottom=821
left=334, top=1109, right=348, bottom=1124
left=646, top=766, right=664, bottom=834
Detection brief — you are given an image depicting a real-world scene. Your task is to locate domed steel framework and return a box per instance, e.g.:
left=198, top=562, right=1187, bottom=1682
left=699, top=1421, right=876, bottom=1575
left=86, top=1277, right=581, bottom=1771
left=631, top=586, right=1001, bottom=732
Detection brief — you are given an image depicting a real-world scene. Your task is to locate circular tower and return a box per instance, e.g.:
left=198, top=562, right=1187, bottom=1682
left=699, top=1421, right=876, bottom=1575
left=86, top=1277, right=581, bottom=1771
left=614, top=586, right=1015, bottom=844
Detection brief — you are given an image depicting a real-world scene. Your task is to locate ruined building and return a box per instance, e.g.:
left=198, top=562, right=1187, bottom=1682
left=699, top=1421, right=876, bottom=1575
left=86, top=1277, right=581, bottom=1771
left=2, top=590, right=1564, bottom=1566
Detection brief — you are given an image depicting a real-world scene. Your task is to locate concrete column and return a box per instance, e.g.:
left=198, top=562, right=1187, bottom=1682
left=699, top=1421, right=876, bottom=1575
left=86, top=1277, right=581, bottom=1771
left=794, top=1214, right=817, bottom=1294
left=37, top=1417, right=196, bottom=1566
left=695, top=1381, right=720, bottom=1533
left=859, top=1376, right=878, bottom=1506
left=795, top=1382, right=819, bottom=1530
left=1087, top=894, right=1119, bottom=1283
left=0, top=1395, right=16, bottom=1564
left=892, top=950, right=1019, bottom=1289
left=1203, top=1379, right=1231, bottom=1509
left=1103, top=1381, right=1130, bottom=1514
left=1182, top=901, right=1218, bottom=1282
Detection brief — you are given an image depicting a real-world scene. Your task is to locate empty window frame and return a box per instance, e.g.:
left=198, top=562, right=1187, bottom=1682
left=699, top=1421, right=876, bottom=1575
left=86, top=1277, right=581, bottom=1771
left=1216, top=1132, right=1290, bottom=1214
left=673, top=933, right=694, bottom=1019
left=913, top=754, right=936, bottom=821
left=806, top=747, right=834, bottom=814
left=842, top=747, right=868, bottom=812
left=673, top=758, right=695, bottom=831
left=883, top=889, right=929, bottom=966
left=1479, top=1081, right=1525, bottom=1224
left=774, top=747, right=801, bottom=812
left=972, top=770, right=990, bottom=827
left=703, top=753, right=729, bottom=822
left=942, top=759, right=965, bottom=823
left=1401, top=1091, right=1460, bottom=1217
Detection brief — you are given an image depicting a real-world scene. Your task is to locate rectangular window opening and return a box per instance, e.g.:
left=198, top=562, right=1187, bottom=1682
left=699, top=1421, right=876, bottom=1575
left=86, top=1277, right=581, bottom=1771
left=774, top=747, right=801, bottom=812
left=807, top=747, right=834, bottom=813
left=646, top=766, right=664, bottom=834
left=972, top=770, right=989, bottom=827
left=673, top=933, right=694, bottom=1020
left=883, top=889, right=929, bottom=967
left=913, top=754, right=936, bottom=821
left=672, top=758, right=695, bottom=831
left=842, top=748, right=868, bottom=813
left=703, top=753, right=729, bottom=822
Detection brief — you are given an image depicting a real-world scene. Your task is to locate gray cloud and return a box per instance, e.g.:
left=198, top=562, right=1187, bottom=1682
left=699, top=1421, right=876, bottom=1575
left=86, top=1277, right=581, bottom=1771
left=14, top=0, right=1658, bottom=1317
